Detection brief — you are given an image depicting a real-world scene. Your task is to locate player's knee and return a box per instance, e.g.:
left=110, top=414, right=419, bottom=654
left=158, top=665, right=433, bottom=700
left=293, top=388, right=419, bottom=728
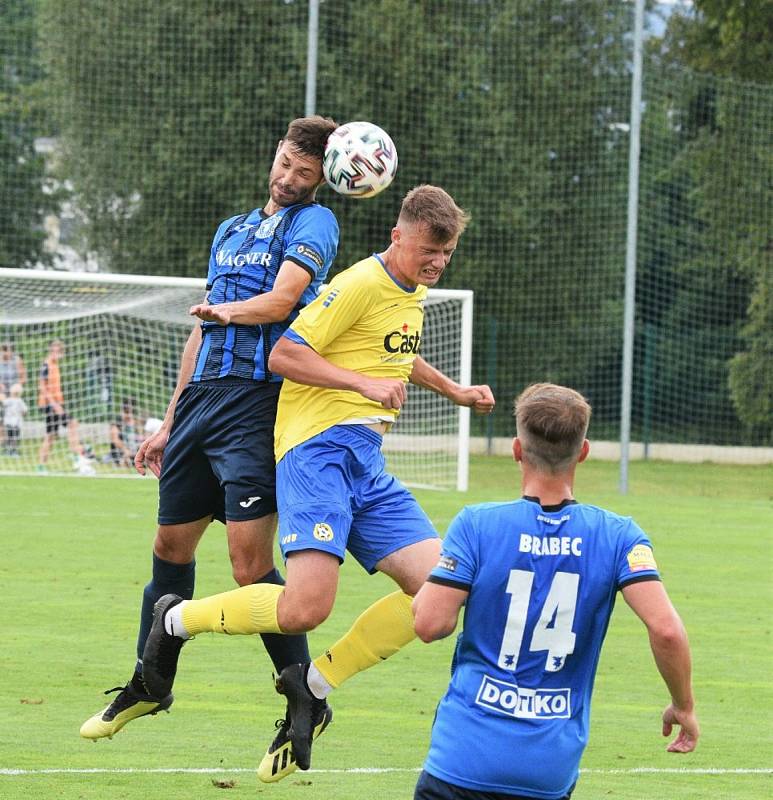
left=277, top=598, right=332, bottom=634
left=228, top=543, right=275, bottom=586
left=153, top=528, right=196, bottom=563
left=231, top=560, right=272, bottom=587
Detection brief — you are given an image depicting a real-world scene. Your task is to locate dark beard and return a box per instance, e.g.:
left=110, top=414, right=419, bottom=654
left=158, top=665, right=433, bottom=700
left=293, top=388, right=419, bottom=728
left=269, top=180, right=315, bottom=208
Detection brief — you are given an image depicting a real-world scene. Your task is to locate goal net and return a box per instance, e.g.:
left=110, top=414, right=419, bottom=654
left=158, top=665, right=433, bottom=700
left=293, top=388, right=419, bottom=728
left=0, top=268, right=472, bottom=490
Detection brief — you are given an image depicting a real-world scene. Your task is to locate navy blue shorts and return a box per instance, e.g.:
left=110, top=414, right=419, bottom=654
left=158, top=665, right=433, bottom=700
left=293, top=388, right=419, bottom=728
left=158, top=379, right=280, bottom=525
left=415, top=771, right=573, bottom=800
left=277, top=424, right=438, bottom=573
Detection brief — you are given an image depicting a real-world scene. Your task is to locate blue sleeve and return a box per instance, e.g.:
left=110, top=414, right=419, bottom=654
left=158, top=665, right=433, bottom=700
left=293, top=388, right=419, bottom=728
left=283, top=205, right=339, bottom=282
left=283, top=329, right=312, bottom=348
left=617, top=519, right=660, bottom=588
left=429, top=507, right=478, bottom=590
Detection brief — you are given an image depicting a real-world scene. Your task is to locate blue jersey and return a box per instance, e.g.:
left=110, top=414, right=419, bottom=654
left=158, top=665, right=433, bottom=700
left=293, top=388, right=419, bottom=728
left=424, top=497, right=660, bottom=799
left=192, top=202, right=338, bottom=382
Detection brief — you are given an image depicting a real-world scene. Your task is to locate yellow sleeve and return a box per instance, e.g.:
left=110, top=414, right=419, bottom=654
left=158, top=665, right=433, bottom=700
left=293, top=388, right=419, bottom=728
left=291, top=268, right=374, bottom=354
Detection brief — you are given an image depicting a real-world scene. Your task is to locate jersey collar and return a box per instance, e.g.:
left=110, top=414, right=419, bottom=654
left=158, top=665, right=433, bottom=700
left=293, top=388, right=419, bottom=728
left=373, top=253, right=418, bottom=293
left=522, top=495, right=578, bottom=512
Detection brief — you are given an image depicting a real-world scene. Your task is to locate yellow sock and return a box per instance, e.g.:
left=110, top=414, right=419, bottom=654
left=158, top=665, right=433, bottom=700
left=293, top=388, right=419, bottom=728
left=181, top=583, right=283, bottom=636
left=313, top=590, right=416, bottom=688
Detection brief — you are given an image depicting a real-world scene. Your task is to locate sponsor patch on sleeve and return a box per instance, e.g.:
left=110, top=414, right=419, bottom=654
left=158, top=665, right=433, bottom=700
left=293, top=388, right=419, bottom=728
left=296, top=243, right=324, bottom=269
left=437, top=554, right=457, bottom=572
left=626, top=544, right=658, bottom=572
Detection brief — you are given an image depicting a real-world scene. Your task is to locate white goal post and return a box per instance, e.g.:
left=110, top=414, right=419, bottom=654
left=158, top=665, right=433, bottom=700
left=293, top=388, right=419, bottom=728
left=0, top=268, right=473, bottom=490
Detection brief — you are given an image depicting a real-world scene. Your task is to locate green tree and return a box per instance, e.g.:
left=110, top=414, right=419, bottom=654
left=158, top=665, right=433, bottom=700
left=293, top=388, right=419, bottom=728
left=41, top=0, right=637, bottom=437
left=729, top=268, right=773, bottom=432
left=0, top=0, right=56, bottom=268
left=318, top=0, right=633, bottom=435
left=41, top=0, right=308, bottom=276
left=658, top=0, right=773, bottom=442
left=667, top=0, right=773, bottom=82
left=39, top=0, right=768, bottom=444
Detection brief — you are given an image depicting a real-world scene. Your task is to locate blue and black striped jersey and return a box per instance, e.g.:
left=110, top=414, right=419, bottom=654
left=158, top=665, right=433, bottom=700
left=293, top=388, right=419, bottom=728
left=192, top=202, right=338, bottom=382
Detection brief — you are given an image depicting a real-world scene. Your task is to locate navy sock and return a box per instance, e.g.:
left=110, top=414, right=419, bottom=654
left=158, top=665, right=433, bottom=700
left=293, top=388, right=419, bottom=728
left=135, top=553, right=195, bottom=675
left=255, top=567, right=310, bottom=672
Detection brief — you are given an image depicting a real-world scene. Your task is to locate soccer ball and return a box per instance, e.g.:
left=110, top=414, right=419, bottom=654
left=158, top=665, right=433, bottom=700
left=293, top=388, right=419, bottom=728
left=323, top=121, right=398, bottom=199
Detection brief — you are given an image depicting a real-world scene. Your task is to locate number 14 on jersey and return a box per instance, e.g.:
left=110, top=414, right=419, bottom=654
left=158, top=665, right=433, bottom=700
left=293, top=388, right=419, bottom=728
left=498, top=570, right=579, bottom=673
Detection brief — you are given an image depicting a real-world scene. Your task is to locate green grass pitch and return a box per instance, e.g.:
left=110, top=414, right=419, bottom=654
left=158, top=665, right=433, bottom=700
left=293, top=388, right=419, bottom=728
left=1, top=457, right=771, bottom=799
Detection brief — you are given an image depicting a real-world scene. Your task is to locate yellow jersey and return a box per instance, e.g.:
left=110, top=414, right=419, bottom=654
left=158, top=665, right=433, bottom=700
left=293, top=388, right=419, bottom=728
left=275, top=254, right=427, bottom=462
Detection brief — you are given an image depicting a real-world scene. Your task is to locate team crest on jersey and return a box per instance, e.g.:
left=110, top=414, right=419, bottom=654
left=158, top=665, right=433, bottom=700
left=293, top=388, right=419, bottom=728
left=256, top=215, right=282, bottom=239
left=627, top=544, right=657, bottom=572
left=313, top=522, right=334, bottom=542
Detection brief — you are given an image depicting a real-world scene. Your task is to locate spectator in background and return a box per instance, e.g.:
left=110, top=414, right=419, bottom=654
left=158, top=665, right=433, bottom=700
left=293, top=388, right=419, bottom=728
left=85, top=350, right=113, bottom=420
left=0, top=341, right=27, bottom=395
left=3, top=382, right=28, bottom=456
left=36, top=339, right=92, bottom=474
left=108, top=397, right=141, bottom=467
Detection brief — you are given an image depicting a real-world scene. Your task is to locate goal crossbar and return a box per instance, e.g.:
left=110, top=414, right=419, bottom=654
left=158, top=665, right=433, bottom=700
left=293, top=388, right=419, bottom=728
left=0, top=269, right=473, bottom=490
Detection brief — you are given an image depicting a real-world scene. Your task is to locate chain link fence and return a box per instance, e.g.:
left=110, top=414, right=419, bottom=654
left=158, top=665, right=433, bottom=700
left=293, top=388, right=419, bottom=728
left=1, top=1, right=771, bottom=469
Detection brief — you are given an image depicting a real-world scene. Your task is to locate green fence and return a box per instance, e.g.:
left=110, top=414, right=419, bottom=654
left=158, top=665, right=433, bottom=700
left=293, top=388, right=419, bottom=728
left=1, top=0, right=771, bottom=450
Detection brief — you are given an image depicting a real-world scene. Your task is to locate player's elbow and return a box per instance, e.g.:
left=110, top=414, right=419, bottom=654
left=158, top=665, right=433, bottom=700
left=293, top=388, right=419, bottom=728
left=414, top=613, right=454, bottom=643
left=650, top=617, right=687, bottom=653
left=268, top=342, right=291, bottom=375
left=266, top=302, right=296, bottom=323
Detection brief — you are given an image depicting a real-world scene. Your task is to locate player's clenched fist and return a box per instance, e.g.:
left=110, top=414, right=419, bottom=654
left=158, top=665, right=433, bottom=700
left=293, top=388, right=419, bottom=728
left=358, top=377, right=408, bottom=410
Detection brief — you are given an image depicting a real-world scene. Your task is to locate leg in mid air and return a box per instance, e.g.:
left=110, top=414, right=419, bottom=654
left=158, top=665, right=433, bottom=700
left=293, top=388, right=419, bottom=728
left=79, top=513, right=299, bottom=739
left=271, top=537, right=441, bottom=776
left=81, top=378, right=298, bottom=740
left=227, top=514, right=314, bottom=676
left=140, top=549, right=340, bottom=775
left=262, top=432, right=441, bottom=779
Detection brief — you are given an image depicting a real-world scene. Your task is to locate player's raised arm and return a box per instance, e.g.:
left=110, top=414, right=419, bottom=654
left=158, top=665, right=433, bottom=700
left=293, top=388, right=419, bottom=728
left=622, top=579, right=699, bottom=753
left=189, top=260, right=312, bottom=326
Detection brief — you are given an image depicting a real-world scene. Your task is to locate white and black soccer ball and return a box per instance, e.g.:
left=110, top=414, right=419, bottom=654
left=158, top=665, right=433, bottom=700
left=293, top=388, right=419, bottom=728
left=323, top=121, right=398, bottom=199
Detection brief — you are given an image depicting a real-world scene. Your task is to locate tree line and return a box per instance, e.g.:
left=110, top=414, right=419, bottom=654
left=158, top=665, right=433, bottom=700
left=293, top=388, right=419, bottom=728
left=1, top=0, right=770, bottom=443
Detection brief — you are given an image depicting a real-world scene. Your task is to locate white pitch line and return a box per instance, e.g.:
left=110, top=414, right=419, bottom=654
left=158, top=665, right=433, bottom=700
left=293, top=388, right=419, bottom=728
left=1, top=767, right=771, bottom=776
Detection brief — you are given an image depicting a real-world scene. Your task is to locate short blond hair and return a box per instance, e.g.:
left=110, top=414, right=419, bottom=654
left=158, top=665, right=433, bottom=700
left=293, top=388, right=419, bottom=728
left=397, top=185, right=470, bottom=242
left=514, top=383, right=591, bottom=473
